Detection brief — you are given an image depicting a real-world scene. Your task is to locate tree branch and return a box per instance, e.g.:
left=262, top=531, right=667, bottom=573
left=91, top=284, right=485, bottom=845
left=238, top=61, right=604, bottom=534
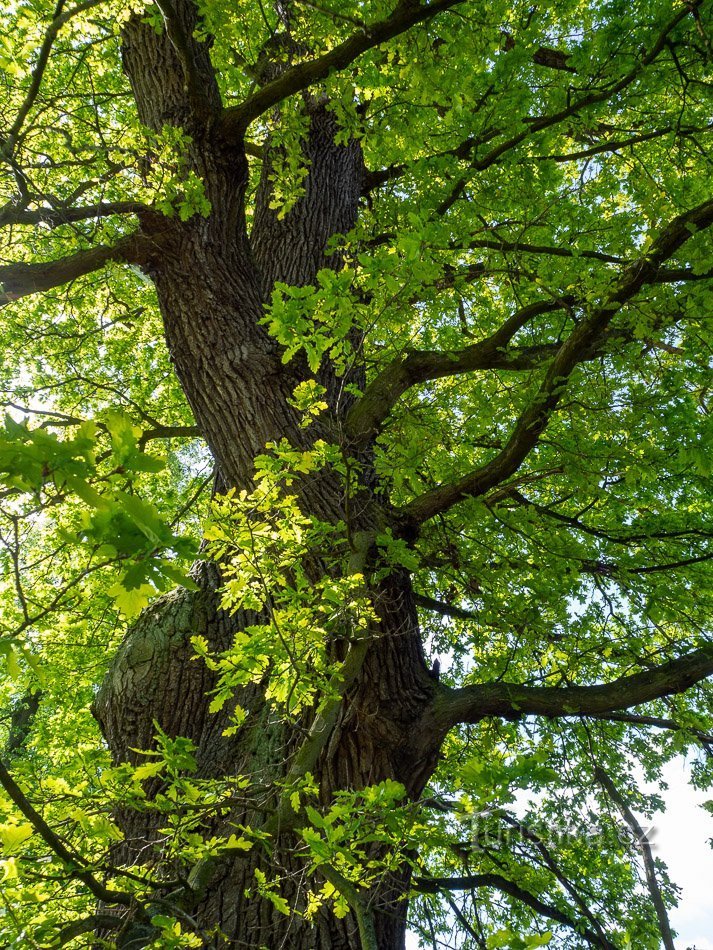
left=401, top=198, right=713, bottom=524
left=152, top=0, right=218, bottom=117
left=0, top=200, right=147, bottom=229
left=347, top=300, right=569, bottom=445
left=501, top=814, right=616, bottom=946
left=434, top=644, right=713, bottom=730
left=413, top=872, right=612, bottom=947
left=0, top=756, right=136, bottom=908
left=465, top=237, right=624, bottom=264
left=137, top=423, right=201, bottom=450
left=54, top=914, right=124, bottom=947
left=533, top=122, right=713, bottom=164
left=0, top=231, right=157, bottom=304
left=221, top=0, right=465, bottom=138
left=585, top=712, right=713, bottom=749
left=594, top=767, right=675, bottom=950
left=363, top=5, right=698, bottom=199
left=413, top=593, right=478, bottom=621
left=437, top=3, right=698, bottom=190
left=5, top=690, right=42, bottom=757
left=1, top=0, right=105, bottom=153
left=503, top=491, right=713, bottom=548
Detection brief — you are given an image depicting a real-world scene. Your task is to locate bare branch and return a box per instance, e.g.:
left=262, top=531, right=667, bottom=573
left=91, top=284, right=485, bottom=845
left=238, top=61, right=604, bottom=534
left=401, top=198, right=713, bottom=524
left=221, top=0, right=466, bottom=138
left=434, top=644, right=713, bottom=730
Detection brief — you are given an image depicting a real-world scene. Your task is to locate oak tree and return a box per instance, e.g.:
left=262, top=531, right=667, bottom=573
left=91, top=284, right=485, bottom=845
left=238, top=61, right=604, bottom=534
left=0, top=0, right=712, bottom=947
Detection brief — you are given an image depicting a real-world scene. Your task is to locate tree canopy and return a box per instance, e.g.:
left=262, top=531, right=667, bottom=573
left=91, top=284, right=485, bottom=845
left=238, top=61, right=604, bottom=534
left=0, top=0, right=712, bottom=947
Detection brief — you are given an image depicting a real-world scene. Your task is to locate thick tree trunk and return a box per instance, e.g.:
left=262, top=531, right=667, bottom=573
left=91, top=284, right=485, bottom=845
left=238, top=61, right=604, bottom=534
left=95, top=562, right=441, bottom=947
left=93, top=11, right=445, bottom=947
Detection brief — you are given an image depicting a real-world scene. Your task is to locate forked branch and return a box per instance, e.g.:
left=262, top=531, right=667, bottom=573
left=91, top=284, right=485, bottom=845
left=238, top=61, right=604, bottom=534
left=413, top=872, right=613, bottom=947
left=347, top=300, right=570, bottom=445
left=363, top=5, right=700, bottom=197
left=220, top=0, right=465, bottom=138
left=402, top=198, right=713, bottom=524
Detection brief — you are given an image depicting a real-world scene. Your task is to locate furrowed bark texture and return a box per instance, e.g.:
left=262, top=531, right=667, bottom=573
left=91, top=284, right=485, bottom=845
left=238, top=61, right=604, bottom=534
left=94, top=11, right=442, bottom=949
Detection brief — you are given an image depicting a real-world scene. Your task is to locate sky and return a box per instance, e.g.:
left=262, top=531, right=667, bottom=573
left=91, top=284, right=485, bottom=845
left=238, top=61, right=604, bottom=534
left=405, top=755, right=713, bottom=949
left=654, top=757, right=713, bottom=950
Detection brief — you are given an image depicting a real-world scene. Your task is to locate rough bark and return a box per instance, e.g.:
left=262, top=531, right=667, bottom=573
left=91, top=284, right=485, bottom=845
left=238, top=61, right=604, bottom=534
left=93, top=11, right=442, bottom=949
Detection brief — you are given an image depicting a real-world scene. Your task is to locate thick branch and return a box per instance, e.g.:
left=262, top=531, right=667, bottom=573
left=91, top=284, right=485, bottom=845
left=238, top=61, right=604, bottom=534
left=138, top=423, right=201, bottom=449
left=0, top=231, right=155, bottom=304
left=413, top=593, right=478, bottom=621
left=54, top=915, right=124, bottom=947
left=153, top=0, right=218, bottom=117
left=347, top=300, right=569, bottom=444
left=221, top=0, right=465, bottom=138
left=434, top=644, right=713, bottom=730
left=5, top=690, right=42, bottom=757
left=402, top=198, right=713, bottom=524
left=349, top=261, right=709, bottom=447
left=0, top=200, right=146, bottom=229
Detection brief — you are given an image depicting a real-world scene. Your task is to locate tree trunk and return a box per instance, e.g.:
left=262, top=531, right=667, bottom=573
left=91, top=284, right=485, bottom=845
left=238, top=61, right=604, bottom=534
left=92, top=11, right=445, bottom=948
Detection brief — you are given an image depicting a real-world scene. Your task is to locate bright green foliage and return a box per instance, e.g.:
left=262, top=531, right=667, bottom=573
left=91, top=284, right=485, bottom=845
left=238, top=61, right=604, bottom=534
left=265, top=270, right=361, bottom=373
left=0, top=0, right=712, bottom=948
left=198, top=447, right=377, bottom=718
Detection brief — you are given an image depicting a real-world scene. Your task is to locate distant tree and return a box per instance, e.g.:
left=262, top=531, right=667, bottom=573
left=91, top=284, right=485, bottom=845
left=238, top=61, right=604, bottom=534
left=0, top=1, right=711, bottom=947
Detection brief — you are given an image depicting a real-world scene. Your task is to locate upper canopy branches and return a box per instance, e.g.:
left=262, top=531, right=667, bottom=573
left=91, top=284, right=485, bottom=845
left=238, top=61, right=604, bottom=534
left=220, top=0, right=467, bottom=139
left=1, top=0, right=707, bottom=235
left=398, top=198, right=713, bottom=525
left=0, top=231, right=155, bottom=304
left=0, top=3, right=712, bottom=945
